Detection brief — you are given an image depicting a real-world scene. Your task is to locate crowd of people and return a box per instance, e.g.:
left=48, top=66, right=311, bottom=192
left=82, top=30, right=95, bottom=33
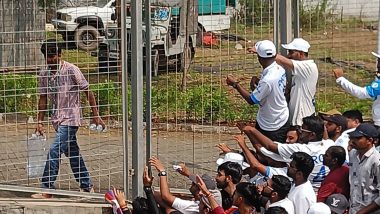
left=106, top=38, right=380, bottom=214
left=33, top=38, right=380, bottom=213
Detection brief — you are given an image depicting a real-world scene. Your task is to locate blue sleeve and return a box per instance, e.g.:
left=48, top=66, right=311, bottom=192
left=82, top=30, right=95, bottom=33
left=250, top=94, right=260, bottom=104
left=265, top=166, right=270, bottom=177
left=366, top=80, right=380, bottom=99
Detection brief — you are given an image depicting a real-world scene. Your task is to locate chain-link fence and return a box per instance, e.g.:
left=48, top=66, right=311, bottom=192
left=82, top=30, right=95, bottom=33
left=0, top=0, right=379, bottom=199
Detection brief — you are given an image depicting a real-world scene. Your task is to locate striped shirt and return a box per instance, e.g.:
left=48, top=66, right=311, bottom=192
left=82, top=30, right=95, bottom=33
left=38, top=60, right=89, bottom=129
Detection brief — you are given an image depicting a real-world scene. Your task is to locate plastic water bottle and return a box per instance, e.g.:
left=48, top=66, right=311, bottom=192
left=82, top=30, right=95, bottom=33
left=89, top=124, right=106, bottom=132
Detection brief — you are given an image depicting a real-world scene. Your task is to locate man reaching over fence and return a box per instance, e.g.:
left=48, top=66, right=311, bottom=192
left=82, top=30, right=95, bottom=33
left=31, top=40, right=105, bottom=198
left=227, top=40, right=289, bottom=143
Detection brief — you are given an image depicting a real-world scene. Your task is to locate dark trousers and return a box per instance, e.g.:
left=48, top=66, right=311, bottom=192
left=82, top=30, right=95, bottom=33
left=255, top=121, right=290, bottom=143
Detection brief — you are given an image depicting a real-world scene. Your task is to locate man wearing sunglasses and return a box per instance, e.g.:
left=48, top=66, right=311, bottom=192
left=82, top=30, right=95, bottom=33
left=276, top=38, right=318, bottom=127
left=260, top=175, right=294, bottom=214
left=347, top=123, right=380, bottom=214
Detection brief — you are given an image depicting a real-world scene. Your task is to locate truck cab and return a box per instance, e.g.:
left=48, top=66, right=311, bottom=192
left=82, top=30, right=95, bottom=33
left=97, top=0, right=197, bottom=75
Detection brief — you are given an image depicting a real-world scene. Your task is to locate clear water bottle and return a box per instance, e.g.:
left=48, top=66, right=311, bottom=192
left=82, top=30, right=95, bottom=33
left=90, top=124, right=106, bottom=132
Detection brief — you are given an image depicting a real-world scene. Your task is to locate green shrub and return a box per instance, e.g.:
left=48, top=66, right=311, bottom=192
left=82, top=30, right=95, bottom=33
left=300, top=0, right=335, bottom=30
left=0, top=74, right=37, bottom=115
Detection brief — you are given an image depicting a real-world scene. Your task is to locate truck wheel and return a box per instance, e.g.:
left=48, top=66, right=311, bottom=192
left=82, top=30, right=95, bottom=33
left=75, top=25, right=100, bottom=51
left=152, top=49, right=159, bottom=76
left=196, top=26, right=204, bottom=46
left=180, top=44, right=193, bottom=72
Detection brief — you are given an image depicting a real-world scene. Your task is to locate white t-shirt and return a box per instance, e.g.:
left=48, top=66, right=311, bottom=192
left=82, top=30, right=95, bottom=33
left=250, top=62, right=289, bottom=131
left=335, top=128, right=353, bottom=162
left=289, top=60, right=318, bottom=126
left=288, top=181, right=316, bottom=214
left=171, top=198, right=199, bottom=214
left=278, top=139, right=335, bottom=191
left=268, top=198, right=295, bottom=214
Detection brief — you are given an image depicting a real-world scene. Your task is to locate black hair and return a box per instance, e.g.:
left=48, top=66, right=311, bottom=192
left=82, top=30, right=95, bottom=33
left=40, top=39, right=62, bottom=57
left=221, top=189, right=233, bottom=210
left=265, top=206, right=288, bottom=214
left=132, top=197, right=149, bottom=214
left=343, top=110, right=363, bottom=123
left=235, top=182, right=261, bottom=210
left=302, top=115, right=325, bottom=141
left=271, top=175, right=291, bottom=199
left=327, top=146, right=346, bottom=166
left=288, top=126, right=299, bottom=132
left=217, top=161, right=242, bottom=184
left=290, top=152, right=314, bottom=181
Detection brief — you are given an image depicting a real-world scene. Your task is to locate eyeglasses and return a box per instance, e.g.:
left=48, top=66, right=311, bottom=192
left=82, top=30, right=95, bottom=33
left=297, top=127, right=313, bottom=134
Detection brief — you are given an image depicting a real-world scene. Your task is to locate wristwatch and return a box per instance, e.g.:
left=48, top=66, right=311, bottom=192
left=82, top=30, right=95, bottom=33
left=158, top=171, right=167, bottom=176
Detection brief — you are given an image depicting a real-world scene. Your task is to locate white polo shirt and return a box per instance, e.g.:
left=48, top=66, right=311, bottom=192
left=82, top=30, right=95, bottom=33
left=250, top=62, right=289, bottom=131
left=289, top=60, right=318, bottom=126
left=278, top=139, right=335, bottom=191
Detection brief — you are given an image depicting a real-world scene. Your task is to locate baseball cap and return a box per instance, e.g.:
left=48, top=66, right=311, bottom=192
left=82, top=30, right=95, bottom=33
left=372, top=52, right=380, bottom=58
left=216, top=152, right=250, bottom=170
left=282, top=38, right=311, bottom=53
left=307, top=202, right=331, bottom=214
left=200, top=189, right=223, bottom=209
left=321, top=115, right=347, bottom=130
left=348, top=123, right=378, bottom=138
left=255, top=40, right=276, bottom=58
left=41, top=40, right=62, bottom=57
left=319, top=109, right=342, bottom=116
left=325, top=194, right=349, bottom=214
left=189, top=174, right=217, bottom=190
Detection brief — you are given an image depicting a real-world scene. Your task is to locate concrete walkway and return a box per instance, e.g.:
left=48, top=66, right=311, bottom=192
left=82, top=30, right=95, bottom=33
left=0, top=198, right=112, bottom=214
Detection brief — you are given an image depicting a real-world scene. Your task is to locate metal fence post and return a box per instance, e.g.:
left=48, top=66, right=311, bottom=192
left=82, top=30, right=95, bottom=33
left=131, top=0, right=145, bottom=198
left=121, top=0, right=130, bottom=199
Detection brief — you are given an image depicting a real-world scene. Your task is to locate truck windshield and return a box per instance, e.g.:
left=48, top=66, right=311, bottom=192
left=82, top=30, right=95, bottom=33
left=97, top=0, right=111, bottom=7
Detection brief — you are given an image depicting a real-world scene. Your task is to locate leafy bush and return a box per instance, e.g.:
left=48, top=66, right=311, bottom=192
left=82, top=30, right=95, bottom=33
left=300, top=0, right=335, bottom=30
left=0, top=74, right=37, bottom=115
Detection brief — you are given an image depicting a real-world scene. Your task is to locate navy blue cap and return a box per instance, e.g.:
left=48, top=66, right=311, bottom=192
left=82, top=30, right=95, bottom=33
left=348, top=123, right=378, bottom=138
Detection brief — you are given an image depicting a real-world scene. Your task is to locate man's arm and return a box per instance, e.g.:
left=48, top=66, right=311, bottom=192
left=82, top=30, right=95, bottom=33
left=275, top=54, right=294, bottom=71
left=83, top=90, right=105, bottom=128
left=243, top=126, right=279, bottom=154
left=234, top=135, right=267, bottom=175
left=226, top=75, right=254, bottom=105
left=333, top=68, right=371, bottom=99
left=149, top=157, right=176, bottom=206
left=37, top=95, right=47, bottom=122
left=36, top=95, right=47, bottom=135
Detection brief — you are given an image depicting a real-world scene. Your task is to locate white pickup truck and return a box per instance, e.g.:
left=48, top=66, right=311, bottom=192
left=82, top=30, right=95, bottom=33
left=52, top=0, right=231, bottom=51
left=51, top=0, right=116, bottom=51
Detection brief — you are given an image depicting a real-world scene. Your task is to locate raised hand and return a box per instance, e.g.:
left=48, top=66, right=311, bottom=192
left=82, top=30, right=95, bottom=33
left=143, top=166, right=153, bottom=187
left=149, top=156, right=165, bottom=172
left=333, top=68, right=344, bottom=79
left=216, top=143, right=232, bottom=154
left=234, top=135, right=247, bottom=148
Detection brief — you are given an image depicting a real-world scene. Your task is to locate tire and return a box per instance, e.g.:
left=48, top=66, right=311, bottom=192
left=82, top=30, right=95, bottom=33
left=152, top=49, right=159, bottom=76
left=196, top=26, right=204, bottom=47
left=74, top=25, right=100, bottom=51
left=180, top=43, right=193, bottom=72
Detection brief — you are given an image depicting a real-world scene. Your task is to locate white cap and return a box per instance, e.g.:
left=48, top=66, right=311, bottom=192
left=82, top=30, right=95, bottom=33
left=307, top=202, right=331, bottom=214
left=371, top=52, right=380, bottom=58
left=255, top=40, right=276, bottom=58
left=216, top=152, right=250, bottom=170
left=282, top=38, right=311, bottom=53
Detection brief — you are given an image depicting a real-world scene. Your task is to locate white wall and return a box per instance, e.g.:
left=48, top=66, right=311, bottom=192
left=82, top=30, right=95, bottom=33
left=305, top=0, right=379, bottom=21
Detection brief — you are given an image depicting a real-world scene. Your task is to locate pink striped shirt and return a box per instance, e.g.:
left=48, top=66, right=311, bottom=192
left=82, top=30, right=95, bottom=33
left=38, top=61, right=89, bottom=129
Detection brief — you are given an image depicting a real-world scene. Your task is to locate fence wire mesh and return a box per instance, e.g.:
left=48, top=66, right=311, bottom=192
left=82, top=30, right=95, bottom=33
left=0, top=0, right=379, bottom=198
